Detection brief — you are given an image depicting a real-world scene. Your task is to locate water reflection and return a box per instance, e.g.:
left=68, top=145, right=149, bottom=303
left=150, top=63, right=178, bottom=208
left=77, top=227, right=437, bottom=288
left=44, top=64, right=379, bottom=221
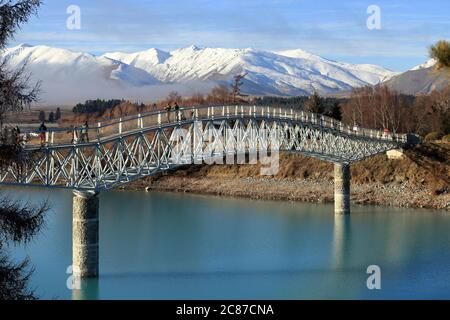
left=332, top=215, right=352, bottom=269
left=72, top=278, right=99, bottom=300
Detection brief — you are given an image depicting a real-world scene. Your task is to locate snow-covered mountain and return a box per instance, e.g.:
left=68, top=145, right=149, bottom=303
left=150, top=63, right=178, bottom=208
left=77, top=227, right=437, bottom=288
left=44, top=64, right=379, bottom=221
left=1, top=44, right=167, bottom=105
left=275, top=49, right=396, bottom=84
left=410, top=58, right=437, bottom=71
left=103, top=46, right=397, bottom=96
left=105, top=48, right=171, bottom=72
left=2, top=44, right=397, bottom=105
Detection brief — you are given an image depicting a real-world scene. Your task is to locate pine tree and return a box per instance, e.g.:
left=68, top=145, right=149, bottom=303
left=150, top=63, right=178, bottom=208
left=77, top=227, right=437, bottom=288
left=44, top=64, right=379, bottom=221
left=0, top=0, right=41, bottom=129
left=429, top=40, right=450, bottom=69
left=55, top=107, right=61, bottom=121
left=38, top=110, right=45, bottom=122
left=48, top=111, right=55, bottom=122
left=0, top=198, right=48, bottom=300
left=0, top=0, right=48, bottom=300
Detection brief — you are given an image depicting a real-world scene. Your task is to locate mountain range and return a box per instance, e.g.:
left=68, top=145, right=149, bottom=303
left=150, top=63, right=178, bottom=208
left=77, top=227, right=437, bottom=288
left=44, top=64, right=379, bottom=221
left=102, top=46, right=396, bottom=95
left=1, top=44, right=438, bottom=106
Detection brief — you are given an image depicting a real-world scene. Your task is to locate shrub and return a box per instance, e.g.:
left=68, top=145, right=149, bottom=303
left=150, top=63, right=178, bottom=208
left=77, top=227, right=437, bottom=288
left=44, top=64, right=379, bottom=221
left=442, top=134, right=450, bottom=142
left=424, top=131, right=443, bottom=141
left=73, top=99, right=123, bottom=115
left=429, top=40, right=450, bottom=69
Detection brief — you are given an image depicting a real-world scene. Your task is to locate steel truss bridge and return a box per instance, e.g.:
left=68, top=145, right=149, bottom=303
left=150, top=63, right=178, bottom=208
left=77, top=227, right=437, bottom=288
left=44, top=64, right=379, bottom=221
left=0, top=105, right=409, bottom=191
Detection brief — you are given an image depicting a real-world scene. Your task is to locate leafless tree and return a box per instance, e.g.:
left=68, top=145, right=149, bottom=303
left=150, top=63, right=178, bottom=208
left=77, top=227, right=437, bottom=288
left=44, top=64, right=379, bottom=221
left=208, top=84, right=231, bottom=104
left=191, top=92, right=205, bottom=106
left=374, top=86, right=409, bottom=134
left=167, top=91, right=182, bottom=105
left=231, top=72, right=247, bottom=104
left=410, top=85, right=450, bottom=135
left=342, top=86, right=410, bottom=134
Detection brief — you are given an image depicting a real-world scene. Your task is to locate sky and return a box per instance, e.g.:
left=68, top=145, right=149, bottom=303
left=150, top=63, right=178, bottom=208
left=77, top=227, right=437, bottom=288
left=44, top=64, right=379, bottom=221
left=12, top=0, right=450, bottom=72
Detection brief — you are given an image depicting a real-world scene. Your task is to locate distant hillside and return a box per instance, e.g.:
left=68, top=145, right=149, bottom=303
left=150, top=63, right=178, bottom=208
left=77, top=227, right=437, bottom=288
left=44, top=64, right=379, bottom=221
left=384, top=60, right=450, bottom=95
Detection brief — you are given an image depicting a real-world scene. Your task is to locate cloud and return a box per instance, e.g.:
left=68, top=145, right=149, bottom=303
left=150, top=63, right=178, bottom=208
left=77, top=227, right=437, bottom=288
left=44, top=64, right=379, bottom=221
left=11, top=0, right=450, bottom=70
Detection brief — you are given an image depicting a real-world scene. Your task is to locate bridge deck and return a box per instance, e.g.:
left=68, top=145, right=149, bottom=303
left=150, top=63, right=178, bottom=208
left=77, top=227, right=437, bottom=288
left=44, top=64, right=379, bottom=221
left=22, top=105, right=406, bottom=149
left=1, top=105, right=409, bottom=191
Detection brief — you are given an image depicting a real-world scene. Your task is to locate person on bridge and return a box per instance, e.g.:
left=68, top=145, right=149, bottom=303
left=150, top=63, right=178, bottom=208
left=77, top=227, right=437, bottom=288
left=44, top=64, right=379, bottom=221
left=14, top=126, right=21, bottom=145
left=38, top=122, right=47, bottom=146
left=174, top=102, right=181, bottom=121
left=165, top=104, right=172, bottom=122
left=80, top=121, right=89, bottom=143
left=69, top=126, right=78, bottom=144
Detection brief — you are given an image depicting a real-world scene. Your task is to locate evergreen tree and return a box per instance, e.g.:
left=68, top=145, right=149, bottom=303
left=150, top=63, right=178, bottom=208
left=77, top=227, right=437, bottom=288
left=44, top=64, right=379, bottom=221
left=303, top=92, right=324, bottom=114
left=73, top=99, right=123, bottom=115
left=0, top=0, right=41, bottom=129
left=429, top=40, right=450, bottom=69
left=0, top=198, right=48, bottom=300
left=38, top=110, right=45, bottom=122
left=55, top=107, right=61, bottom=120
left=0, top=0, right=48, bottom=300
left=48, top=111, right=55, bottom=122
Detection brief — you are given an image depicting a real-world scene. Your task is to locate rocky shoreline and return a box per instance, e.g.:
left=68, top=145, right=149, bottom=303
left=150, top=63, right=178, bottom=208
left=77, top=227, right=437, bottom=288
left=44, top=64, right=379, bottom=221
left=123, top=143, right=449, bottom=211
left=125, top=175, right=449, bottom=210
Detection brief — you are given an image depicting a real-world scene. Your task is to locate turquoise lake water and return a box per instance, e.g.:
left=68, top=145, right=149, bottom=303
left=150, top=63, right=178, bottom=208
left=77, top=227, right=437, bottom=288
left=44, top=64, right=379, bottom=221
left=4, top=188, right=450, bottom=300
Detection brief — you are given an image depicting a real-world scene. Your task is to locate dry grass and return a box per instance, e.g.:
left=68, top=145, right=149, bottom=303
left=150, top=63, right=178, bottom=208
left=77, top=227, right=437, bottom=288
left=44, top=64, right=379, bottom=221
left=155, top=143, right=448, bottom=192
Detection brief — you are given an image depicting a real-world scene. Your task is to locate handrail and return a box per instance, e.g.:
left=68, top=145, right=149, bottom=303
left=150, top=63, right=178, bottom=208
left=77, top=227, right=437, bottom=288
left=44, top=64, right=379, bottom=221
left=17, top=105, right=408, bottom=147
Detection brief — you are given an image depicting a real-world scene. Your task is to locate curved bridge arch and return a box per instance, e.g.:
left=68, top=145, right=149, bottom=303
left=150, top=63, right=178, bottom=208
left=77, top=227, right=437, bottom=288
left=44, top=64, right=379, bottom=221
left=0, top=105, right=408, bottom=191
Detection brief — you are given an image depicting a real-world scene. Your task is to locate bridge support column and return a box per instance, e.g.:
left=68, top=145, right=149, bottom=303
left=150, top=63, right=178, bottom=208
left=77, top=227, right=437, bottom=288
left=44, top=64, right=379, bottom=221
left=72, top=190, right=99, bottom=278
left=334, top=163, right=350, bottom=215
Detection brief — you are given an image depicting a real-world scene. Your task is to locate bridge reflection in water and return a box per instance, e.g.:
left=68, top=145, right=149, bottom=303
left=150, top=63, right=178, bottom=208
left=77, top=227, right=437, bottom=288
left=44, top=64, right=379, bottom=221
left=332, top=215, right=352, bottom=269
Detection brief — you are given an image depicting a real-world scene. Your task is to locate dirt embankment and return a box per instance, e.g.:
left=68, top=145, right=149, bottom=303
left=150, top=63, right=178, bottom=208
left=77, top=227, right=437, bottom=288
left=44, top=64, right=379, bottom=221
left=128, top=142, right=450, bottom=210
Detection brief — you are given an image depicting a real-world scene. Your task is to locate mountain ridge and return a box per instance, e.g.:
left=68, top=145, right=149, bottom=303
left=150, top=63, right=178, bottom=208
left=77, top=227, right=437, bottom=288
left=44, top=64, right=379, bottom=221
left=2, top=44, right=397, bottom=105
left=383, top=59, right=450, bottom=95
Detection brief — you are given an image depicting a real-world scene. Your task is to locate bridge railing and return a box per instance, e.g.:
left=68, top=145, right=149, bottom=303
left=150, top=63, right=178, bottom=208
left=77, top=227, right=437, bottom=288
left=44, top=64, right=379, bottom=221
left=18, top=105, right=407, bottom=148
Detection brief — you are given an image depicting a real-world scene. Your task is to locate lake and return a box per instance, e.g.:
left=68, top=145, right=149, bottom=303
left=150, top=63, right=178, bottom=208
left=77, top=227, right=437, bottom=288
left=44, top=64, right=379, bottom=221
left=4, top=188, right=450, bottom=300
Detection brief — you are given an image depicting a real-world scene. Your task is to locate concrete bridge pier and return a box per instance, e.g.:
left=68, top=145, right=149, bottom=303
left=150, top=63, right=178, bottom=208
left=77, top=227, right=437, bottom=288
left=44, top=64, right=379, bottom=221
left=334, top=163, right=350, bottom=215
left=72, top=190, right=99, bottom=278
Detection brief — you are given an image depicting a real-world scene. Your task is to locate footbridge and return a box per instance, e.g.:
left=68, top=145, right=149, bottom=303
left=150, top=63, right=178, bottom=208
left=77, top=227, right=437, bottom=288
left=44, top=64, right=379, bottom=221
left=0, top=105, right=411, bottom=278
